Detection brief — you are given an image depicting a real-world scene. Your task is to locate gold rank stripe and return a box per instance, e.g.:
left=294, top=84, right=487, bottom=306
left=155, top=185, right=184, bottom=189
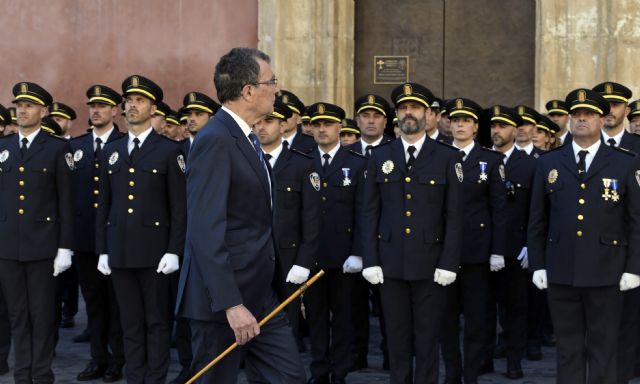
left=185, top=104, right=213, bottom=114
left=41, top=126, right=55, bottom=135
left=286, top=105, right=301, bottom=115
left=340, top=127, right=360, bottom=134
left=269, top=111, right=286, bottom=119
left=396, top=96, right=430, bottom=109
left=521, top=116, right=537, bottom=125
left=449, top=109, right=478, bottom=120
left=50, top=111, right=72, bottom=120
left=536, top=124, right=551, bottom=132
left=547, top=108, right=568, bottom=115
left=570, top=103, right=603, bottom=115
left=356, top=105, right=387, bottom=116
left=154, top=110, right=166, bottom=117
left=491, top=116, right=517, bottom=126
left=89, top=96, right=117, bottom=106
left=126, top=88, right=156, bottom=101
left=603, top=94, right=628, bottom=103
left=166, top=117, right=180, bottom=125
left=15, top=94, right=45, bottom=105
left=310, top=115, right=342, bottom=123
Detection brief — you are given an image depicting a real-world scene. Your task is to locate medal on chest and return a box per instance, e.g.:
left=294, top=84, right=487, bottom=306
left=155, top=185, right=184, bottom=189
left=602, top=178, right=620, bottom=202
left=479, top=161, right=488, bottom=182
left=342, top=168, right=351, bottom=186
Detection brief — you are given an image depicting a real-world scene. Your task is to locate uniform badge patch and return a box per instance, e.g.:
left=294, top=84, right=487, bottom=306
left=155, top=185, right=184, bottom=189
left=548, top=169, right=558, bottom=184
left=73, top=149, right=83, bottom=162
left=309, top=172, right=321, bottom=191
left=382, top=160, right=394, bottom=174
left=499, top=164, right=506, bottom=182
left=177, top=155, right=186, bottom=173
left=65, top=153, right=75, bottom=171
left=342, top=168, right=351, bottom=186
left=0, top=150, right=8, bottom=163
left=108, top=151, right=119, bottom=165
left=455, top=162, right=463, bottom=182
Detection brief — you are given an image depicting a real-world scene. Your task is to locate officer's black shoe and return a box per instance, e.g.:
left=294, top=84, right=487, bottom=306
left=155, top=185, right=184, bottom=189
left=60, top=315, right=75, bottom=328
left=72, top=327, right=91, bottom=343
left=478, top=359, right=494, bottom=375
left=350, top=354, right=367, bottom=371
left=169, top=367, right=192, bottom=384
left=102, top=364, right=123, bottom=383
left=0, top=360, right=9, bottom=375
left=526, top=346, right=543, bottom=361
left=506, top=367, right=524, bottom=379
left=493, top=343, right=506, bottom=359
left=77, top=361, right=107, bottom=381
left=307, top=375, right=330, bottom=384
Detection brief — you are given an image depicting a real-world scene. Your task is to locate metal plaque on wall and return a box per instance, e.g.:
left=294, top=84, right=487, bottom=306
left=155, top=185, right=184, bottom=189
left=374, top=56, right=409, bottom=84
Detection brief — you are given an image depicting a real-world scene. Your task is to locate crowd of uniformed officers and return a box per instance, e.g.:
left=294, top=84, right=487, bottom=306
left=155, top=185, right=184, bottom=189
left=1, top=70, right=640, bottom=384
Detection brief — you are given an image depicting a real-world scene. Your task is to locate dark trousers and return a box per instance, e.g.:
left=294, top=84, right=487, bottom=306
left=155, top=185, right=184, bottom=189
left=57, top=265, right=79, bottom=318
left=617, top=287, right=640, bottom=383
left=305, top=268, right=354, bottom=380
left=441, top=263, right=489, bottom=382
left=485, top=266, right=507, bottom=361
left=380, top=277, right=444, bottom=384
left=170, top=271, right=193, bottom=370
left=502, top=257, right=529, bottom=364
left=548, top=283, right=623, bottom=384
left=0, top=259, right=56, bottom=384
left=351, top=274, right=369, bottom=361
left=111, top=267, right=172, bottom=384
left=528, top=275, right=551, bottom=348
left=75, top=253, right=124, bottom=366
left=0, top=285, right=11, bottom=364
left=189, top=292, right=305, bottom=384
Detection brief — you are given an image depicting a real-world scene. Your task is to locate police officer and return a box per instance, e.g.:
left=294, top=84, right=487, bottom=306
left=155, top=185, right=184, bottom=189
left=514, top=105, right=545, bottom=158
left=0, top=82, right=74, bottom=383
left=50, top=101, right=77, bottom=139
left=593, top=81, right=640, bottom=154
left=628, top=100, right=640, bottom=135
left=534, top=115, right=560, bottom=151
left=181, top=91, right=220, bottom=155
left=351, top=94, right=393, bottom=156
left=428, top=97, right=453, bottom=144
left=301, top=106, right=313, bottom=135
left=279, top=90, right=316, bottom=153
left=96, top=75, right=187, bottom=383
left=305, top=102, right=366, bottom=384
left=5, top=107, right=19, bottom=136
left=253, top=97, right=321, bottom=353
left=0, top=105, right=10, bottom=374
left=361, top=83, right=464, bottom=384
left=339, top=118, right=360, bottom=146
left=163, top=109, right=184, bottom=141
left=529, top=88, right=640, bottom=384
left=488, top=105, right=536, bottom=379
left=151, top=101, right=171, bottom=136
left=71, top=84, right=125, bottom=382
left=440, top=98, right=508, bottom=384
left=546, top=99, right=571, bottom=145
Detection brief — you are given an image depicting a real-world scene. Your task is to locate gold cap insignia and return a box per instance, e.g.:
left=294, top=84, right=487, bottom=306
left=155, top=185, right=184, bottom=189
left=20, top=83, right=28, bottom=94
left=456, top=99, right=464, bottom=109
left=53, top=103, right=59, bottom=111
left=282, top=94, right=289, bottom=104
left=518, top=105, right=525, bottom=115
left=404, top=84, right=412, bottom=96
left=368, top=95, right=375, bottom=104
left=94, top=85, right=101, bottom=96
left=189, top=92, right=196, bottom=102
left=493, top=105, right=500, bottom=116
left=605, top=83, right=613, bottom=94
left=131, top=76, right=139, bottom=87
left=9, top=109, right=15, bottom=118
left=636, top=101, right=640, bottom=110
left=318, top=103, right=325, bottom=114
left=552, top=100, right=558, bottom=108
left=578, top=89, right=586, bottom=102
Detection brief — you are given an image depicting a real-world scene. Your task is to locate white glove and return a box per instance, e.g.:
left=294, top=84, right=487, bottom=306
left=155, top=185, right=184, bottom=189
left=362, top=266, right=384, bottom=284
left=53, top=248, right=73, bottom=277
left=532, top=269, right=548, bottom=290
left=157, top=253, right=180, bottom=274
left=619, top=273, right=640, bottom=291
left=517, top=247, right=529, bottom=269
left=286, top=265, right=310, bottom=284
left=97, top=254, right=111, bottom=275
left=343, top=255, right=363, bottom=273
left=489, top=254, right=505, bottom=272
left=434, top=268, right=457, bottom=286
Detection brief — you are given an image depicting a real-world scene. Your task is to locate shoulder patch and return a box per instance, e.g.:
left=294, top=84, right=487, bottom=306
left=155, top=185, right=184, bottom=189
left=290, top=148, right=313, bottom=159
left=611, top=145, right=636, bottom=156
left=348, top=149, right=367, bottom=158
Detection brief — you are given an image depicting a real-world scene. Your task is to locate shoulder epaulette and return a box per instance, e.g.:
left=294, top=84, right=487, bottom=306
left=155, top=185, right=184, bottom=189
left=0, top=133, right=15, bottom=140
left=371, top=140, right=393, bottom=150
left=348, top=149, right=367, bottom=158
left=291, top=148, right=313, bottom=159
left=480, top=146, right=504, bottom=158
left=70, top=132, right=91, bottom=141
left=612, top=145, right=636, bottom=156
left=435, top=140, right=458, bottom=151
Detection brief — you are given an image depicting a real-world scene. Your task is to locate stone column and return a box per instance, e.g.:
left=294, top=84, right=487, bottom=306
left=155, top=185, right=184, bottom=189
left=258, top=0, right=355, bottom=115
left=536, top=0, right=640, bottom=109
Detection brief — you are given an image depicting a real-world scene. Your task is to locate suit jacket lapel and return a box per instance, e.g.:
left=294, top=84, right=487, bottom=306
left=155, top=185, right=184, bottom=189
left=559, top=144, right=579, bottom=180
left=391, top=139, right=408, bottom=175
left=462, top=144, right=480, bottom=172
left=273, top=147, right=291, bottom=175
left=583, top=144, right=611, bottom=182
left=131, top=129, right=159, bottom=164
left=409, top=138, right=435, bottom=174
left=325, top=147, right=347, bottom=178
left=22, top=130, right=46, bottom=162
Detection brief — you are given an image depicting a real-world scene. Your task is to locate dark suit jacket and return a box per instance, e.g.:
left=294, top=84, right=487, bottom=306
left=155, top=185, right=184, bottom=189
left=503, top=148, right=537, bottom=259
left=528, top=144, right=640, bottom=286
left=312, top=146, right=367, bottom=269
left=95, top=129, right=186, bottom=268
left=289, top=127, right=316, bottom=154
left=272, top=147, right=321, bottom=283
left=531, top=146, right=545, bottom=159
left=434, top=132, right=453, bottom=145
left=176, top=108, right=278, bottom=321
left=362, top=138, right=464, bottom=280
left=0, top=131, right=74, bottom=261
left=459, top=145, right=508, bottom=264
left=69, top=129, right=124, bottom=253
left=619, top=131, right=640, bottom=154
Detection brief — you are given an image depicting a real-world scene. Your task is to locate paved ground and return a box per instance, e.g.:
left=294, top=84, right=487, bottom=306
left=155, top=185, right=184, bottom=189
left=2, top=300, right=639, bottom=383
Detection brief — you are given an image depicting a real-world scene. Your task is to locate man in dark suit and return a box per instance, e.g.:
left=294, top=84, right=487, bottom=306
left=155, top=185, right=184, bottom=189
left=96, top=75, right=186, bottom=384
left=72, top=85, right=125, bottom=382
left=546, top=99, right=572, bottom=146
left=279, top=90, right=316, bottom=154
left=0, top=82, right=74, bottom=384
left=254, top=98, right=321, bottom=352
left=176, top=47, right=305, bottom=384
left=303, top=102, right=367, bottom=384
left=361, top=83, right=464, bottom=384
left=487, top=105, right=536, bottom=379
left=529, top=88, right=640, bottom=384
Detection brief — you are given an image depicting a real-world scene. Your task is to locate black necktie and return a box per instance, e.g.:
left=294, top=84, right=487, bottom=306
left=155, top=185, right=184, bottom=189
left=283, top=140, right=289, bottom=150
left=20, top=137, right=28, bottom=158
left=95, top=137, right=103, bottom=157
left=607, top=138, right=616, bottom=147
left=460, top=150, right=466, bottom=162
left=130, top=137, right=140, bottom=161
left=322, top=153, right=331, bottom=173
left=407, top=146, right=416, bottom=169
left=365, top=145, right=373, bottom=157
left=264, top=153, right=272, bottom=166
left=577, top=150, right=588, bottom=178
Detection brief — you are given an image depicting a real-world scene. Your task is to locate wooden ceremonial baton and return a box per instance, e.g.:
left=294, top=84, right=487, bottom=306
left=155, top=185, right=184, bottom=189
left=186, top=269, right=325, bottom=384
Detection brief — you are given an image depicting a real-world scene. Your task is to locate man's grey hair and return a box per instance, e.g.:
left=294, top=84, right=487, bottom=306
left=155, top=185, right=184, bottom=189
left=214, top=48, right=271, bottom=104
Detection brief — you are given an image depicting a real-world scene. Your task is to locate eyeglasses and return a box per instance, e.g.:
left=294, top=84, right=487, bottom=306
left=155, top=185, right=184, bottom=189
left=252, top=77, right=278, bottom=87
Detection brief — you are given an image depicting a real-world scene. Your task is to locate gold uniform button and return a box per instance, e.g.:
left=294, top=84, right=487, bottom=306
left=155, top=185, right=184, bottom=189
left=613, top=240, right=619, bottom=245
left=93, top=190, right=99, bottom=195
left=580, top=183, right=586, bottom=190
left=18, top=209, right=24, bottom=215
left=128, top=195, right=134, bottom=201
left=322, top=182, right=327, bottom=188
left=108, top=170, right=112, bottom=175
left=405, top=177, right=411, bottom=183
left=406, top=211, right=412, bottom=217
left=19, top=195, right=25, bottom=201
left=406, top=193, right=412, bottom=200
left=347, top=228, right=352, bottom=233
left=480, top=223, right=485, bottom=228
left=286, top=187, right=291, bottom=192
left=577, top=230, right=583, bottom=237
left=127, top=208, right=134, bottom=214
left=577, top=214, right=584, bottom=221
left=95, top=163, right=100, bottom=169
left=579, top=198, right=585, bottom=205
left=93, top=176, right=99, bottom=182
left=46, top=217, right=51, bottom=222
left=18, top=166, right=24, bottom=173
left=19, top=180, right=24, bottom=187
left=129, top=168, right=135, bottom=173
left=384, top=178, right=388, bottom=182
left=405, top=228, right=411, bottom=234
left=42, top=168, right=47, bottom=173
left=378, top=234, right=382, bottom=239
left=93, top=203, right=98, bottom=208
left=129, top=181, right=135, bottom=187
left=152, top=169, right=157, bottom=174
left=430, top=180, right=436, bottom=185
left=322, top=196, right=326, bottom=201
left=155, top=222, right=160, bottom=226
